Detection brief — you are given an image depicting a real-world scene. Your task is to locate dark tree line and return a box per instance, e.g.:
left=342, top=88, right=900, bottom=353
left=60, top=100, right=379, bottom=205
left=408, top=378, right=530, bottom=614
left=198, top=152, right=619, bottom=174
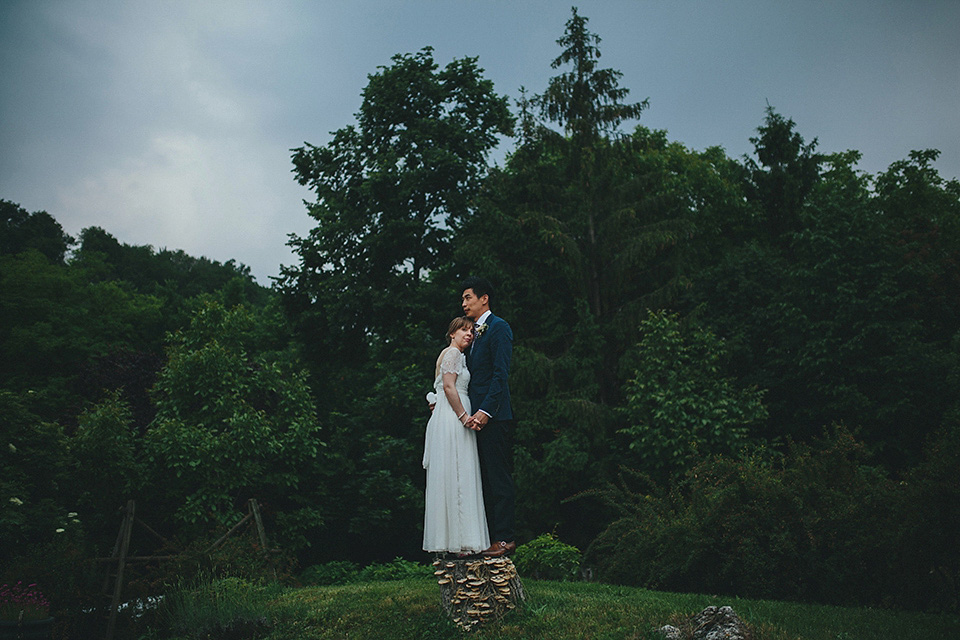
left=2, top=7, right=959, bottom=612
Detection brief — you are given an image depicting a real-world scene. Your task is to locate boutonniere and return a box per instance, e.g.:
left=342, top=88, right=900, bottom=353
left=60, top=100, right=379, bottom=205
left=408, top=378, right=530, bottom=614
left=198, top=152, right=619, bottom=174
left=475, top=323, right=488, bottom=338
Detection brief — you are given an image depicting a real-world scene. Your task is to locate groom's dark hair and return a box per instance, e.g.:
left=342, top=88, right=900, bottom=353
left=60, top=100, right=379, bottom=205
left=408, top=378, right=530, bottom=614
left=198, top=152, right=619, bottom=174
left=461, top=276, right=494, bottom=303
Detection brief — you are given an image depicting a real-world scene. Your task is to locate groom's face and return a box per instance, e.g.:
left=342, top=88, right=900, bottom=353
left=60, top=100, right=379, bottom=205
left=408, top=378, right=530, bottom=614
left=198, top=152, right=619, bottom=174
left=461, top=288, right=488, bottom=320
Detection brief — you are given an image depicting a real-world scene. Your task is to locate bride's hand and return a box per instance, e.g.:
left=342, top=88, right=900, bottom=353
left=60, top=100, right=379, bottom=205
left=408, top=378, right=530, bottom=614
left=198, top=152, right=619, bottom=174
left=469, top=412, right=488, bottom=430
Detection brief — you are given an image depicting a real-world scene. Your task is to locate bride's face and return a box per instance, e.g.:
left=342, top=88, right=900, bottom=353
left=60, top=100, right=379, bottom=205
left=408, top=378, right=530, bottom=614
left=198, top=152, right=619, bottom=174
left=450, top=326, right=474, bottom=351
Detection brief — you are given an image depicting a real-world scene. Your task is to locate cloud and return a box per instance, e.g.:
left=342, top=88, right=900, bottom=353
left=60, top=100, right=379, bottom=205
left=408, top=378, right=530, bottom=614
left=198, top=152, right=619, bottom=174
left=3, top=0, right=958, bottom=286
left=56, top=129, right=309, bottom=280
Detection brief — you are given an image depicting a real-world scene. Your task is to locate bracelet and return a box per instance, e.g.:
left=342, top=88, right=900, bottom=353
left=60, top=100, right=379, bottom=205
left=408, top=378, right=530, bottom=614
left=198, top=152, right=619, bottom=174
left=457, top=411, right=467, bottom=421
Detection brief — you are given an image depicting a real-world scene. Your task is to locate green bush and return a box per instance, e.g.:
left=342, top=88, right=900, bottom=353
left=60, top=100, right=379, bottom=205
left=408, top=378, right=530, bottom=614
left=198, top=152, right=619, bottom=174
left=299, top=560, right=359, bottom=586
left=513, top=533, right=581, bottom=581
left=892, top=422, right=960, bottom=611
left=587, top=427, right=901, bottom=606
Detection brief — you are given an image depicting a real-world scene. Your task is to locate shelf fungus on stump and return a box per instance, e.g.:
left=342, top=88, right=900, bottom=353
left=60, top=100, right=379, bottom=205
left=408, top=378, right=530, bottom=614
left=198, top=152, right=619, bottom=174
left=432, top=555, right=526, bottom=631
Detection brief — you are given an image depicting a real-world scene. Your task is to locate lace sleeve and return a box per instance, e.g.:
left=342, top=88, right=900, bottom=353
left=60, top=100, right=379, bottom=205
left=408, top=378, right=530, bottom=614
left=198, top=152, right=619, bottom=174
left=438, top=347, right=463, bottom=376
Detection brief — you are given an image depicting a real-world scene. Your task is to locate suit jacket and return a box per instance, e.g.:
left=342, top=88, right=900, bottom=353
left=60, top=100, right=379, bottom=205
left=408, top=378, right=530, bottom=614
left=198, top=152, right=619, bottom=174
left=466, top=313, right=513, bottom=421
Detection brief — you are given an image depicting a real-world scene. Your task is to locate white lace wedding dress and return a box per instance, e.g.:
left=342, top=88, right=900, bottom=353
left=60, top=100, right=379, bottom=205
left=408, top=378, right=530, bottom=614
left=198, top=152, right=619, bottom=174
left=422, top=346, right=490, bottom=553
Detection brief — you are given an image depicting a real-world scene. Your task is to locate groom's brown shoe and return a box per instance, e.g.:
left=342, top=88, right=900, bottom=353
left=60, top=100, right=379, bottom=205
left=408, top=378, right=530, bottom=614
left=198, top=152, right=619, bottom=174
left=481, top=540, right=516, bottom=558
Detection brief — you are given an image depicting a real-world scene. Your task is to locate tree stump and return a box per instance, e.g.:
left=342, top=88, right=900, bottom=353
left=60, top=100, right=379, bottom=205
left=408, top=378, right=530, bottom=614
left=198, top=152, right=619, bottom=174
left=432, top=555, right=525, bottom=631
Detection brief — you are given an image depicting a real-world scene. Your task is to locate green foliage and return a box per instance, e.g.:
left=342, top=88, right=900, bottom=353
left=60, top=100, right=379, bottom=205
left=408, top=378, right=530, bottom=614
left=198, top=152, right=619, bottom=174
left=281, top=47, right=512, bottom=378
left=688, top=129, right=960, bottom=464
left=513, top=533, right=581, bottom=581
left=74, top=225, right=269, bottom=307
left=0, top=249, right=165, bottom=422
left=894, top=422, right=960, bottom=611
left=299, top=561, right=360, bottom=586
left=144, top=299, right=325, bottom=544
left=874, top=149, right=960, bottom=342
left=355, top=558, right=433, bottom=582
left=537, top=7, right=647, bottom=143
left=1, top=200, right=73, bottom=264
left=0, top=391, right=72, bottom=560
left=619, top=311, right=767, bottom=480
left=299, top=558, right=431, bottom=587
left=586, top=427, right=933, bottom=607
left=0, top=528, right=100, bottom=626
left=69, top=391, right=141, bottom=529
left=159, top=576, right=275, bottom=640
left=743, top=106, right=821, bottom=239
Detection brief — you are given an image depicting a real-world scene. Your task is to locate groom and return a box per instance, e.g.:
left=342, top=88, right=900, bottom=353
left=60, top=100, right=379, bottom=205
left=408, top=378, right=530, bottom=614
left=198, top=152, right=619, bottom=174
left=461, top=276, right=516, bottom=558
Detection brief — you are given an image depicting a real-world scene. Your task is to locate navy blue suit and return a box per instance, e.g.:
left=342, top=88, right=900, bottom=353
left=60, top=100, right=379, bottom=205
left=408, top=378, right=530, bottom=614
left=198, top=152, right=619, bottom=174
left=466, top=313, right=515, bottom=542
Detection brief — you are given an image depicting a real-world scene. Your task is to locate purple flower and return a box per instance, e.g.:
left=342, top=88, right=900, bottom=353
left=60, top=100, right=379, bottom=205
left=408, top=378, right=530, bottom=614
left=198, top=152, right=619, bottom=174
left=0, top=582, right=50, bottom=621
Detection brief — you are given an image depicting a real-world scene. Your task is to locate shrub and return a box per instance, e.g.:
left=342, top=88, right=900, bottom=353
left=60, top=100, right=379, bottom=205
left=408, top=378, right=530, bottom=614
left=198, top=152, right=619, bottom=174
left=587, top=427, right=902, bottom=606
left=892, top=422, right=960, bottom=611
left=299, top=561, right=359, bottom=586
left=513, top=533, right=581, bottom=581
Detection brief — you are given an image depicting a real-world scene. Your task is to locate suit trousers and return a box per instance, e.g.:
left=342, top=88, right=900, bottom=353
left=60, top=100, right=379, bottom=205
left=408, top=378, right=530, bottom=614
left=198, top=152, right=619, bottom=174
left=476, top=418, right=515, bottom=542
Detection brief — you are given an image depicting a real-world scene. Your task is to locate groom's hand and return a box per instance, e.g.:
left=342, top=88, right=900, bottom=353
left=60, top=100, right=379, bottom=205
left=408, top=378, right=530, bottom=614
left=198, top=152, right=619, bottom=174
left=469, top=412, right=490, bottom=430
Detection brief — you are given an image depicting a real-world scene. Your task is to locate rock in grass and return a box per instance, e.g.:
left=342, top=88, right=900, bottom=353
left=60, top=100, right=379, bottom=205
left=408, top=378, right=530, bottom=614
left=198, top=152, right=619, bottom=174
left=657, top=605, right=749, bottom=640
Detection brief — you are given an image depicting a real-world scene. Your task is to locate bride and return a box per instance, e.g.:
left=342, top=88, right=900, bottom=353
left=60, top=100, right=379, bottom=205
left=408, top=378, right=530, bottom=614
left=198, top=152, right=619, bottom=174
left=422, top=316, right=490, bottom=555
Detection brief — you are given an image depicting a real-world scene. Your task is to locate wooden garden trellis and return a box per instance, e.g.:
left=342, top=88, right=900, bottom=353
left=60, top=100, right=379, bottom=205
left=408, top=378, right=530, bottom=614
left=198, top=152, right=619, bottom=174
left=95, top=498, right=274, bottom=640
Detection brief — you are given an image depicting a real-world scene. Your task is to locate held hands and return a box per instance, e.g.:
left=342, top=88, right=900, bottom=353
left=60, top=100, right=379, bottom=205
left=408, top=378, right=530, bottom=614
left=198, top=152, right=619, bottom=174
left=462, top=411, right=489, bottom=432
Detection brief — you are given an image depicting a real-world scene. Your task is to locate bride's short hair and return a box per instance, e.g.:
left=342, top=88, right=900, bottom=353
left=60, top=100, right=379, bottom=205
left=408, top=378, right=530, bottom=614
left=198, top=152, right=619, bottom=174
left=446, top=316, right=474, bottom=344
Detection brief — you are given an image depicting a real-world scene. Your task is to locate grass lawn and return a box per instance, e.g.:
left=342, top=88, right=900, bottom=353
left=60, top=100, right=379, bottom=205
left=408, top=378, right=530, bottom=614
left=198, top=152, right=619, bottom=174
left=251, top=578, right=960, bottom=640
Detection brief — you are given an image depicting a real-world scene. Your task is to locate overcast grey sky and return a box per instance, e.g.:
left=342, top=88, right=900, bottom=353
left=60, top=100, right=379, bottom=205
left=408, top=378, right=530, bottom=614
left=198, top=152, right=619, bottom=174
left=2, top=1, right=958, bottom=283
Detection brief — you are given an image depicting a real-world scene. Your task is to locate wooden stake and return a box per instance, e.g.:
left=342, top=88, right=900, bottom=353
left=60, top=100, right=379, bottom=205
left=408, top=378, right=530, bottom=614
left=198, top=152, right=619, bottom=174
left=105, top=500, right=135, bottom=640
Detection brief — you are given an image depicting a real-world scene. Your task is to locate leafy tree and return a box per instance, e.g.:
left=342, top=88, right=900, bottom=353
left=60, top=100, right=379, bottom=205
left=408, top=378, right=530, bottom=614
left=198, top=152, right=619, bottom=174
left=451, top=10, right=750, bottom=545
left=144, top=299, right=326, bottom=548
left=533, top=6, right=648, bottom=319
left=587, top=428, right=898, bottom=606
left=742, top=107, right=821, bottom=240
left=276, top=48, right=512, bottom=559
left=0, top=391, right=71, bottom=563
left=538, top=7, right=647, bottom=144
left=74, top=226, right=268, bottom=307
left=0, top=250, right=165, bottom=423
left=281, top=47, right=512, bottom=397
left=875, top=149, right=960, bottom=342
left=68, top=391, right=142, bottom=543
left=688, top=114, right=960, bottom=463
left=618, top=310, right=767, bottom=480
left=0, top=200, right=74, bottom=264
